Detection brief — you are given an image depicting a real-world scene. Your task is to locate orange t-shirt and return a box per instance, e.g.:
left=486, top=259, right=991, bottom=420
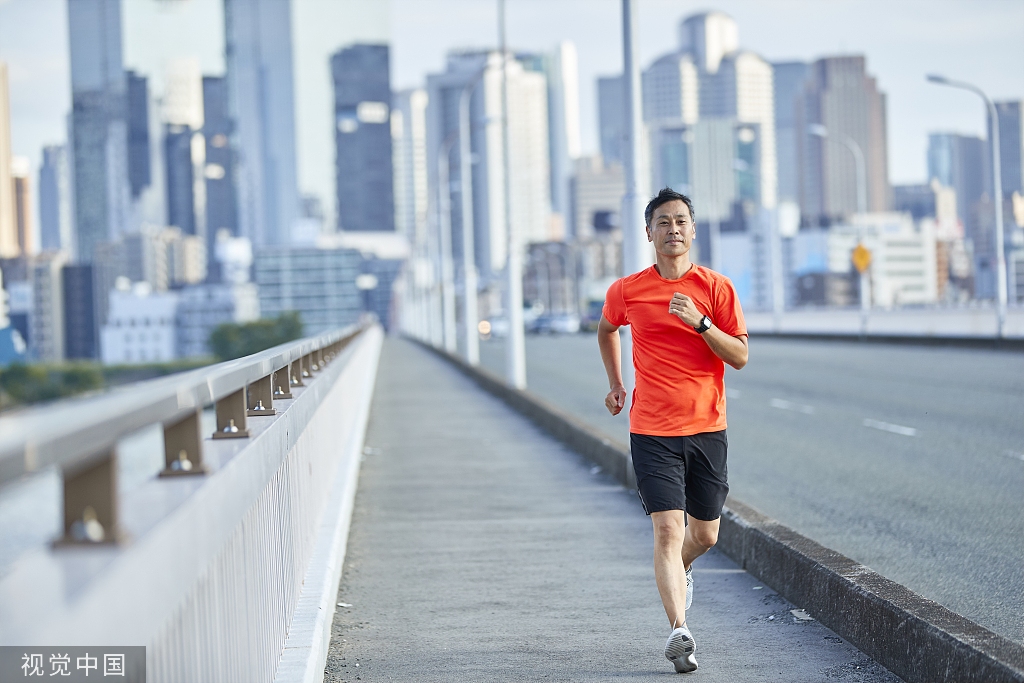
left=602, top=264, right=747, bottom=437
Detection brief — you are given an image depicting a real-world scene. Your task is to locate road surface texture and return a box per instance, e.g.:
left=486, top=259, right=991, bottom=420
left=479, top=334, right=1024, bottom=644
left=324, top=337, right=900, bottom=682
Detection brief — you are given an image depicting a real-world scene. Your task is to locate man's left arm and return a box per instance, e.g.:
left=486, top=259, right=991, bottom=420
left=668, top=293, right=748, bottom=369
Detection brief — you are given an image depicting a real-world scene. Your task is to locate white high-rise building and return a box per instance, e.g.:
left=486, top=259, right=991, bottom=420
left=224, top=0, right=300, bottom=248
left=642, top=52, right=699, bottom=126
left=546, top=42, right=582, bottom=223
left=426, top=51, right=552, bottom=282
left=392, top=89, right=430, bottom=244
left=679, top=12, right=738, bottom=75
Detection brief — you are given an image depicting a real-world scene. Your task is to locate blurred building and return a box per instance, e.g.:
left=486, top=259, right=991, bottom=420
left=126, top=71, right=151, bottom=200
left=38, top=145, right=74, bottom=252
left=597, top=75, right=624, bottom=165
left=0, top=61, right=16, bottom=258
left=30, top=251, right=67, bottom=362
left=927, top=132, right=989, bottom=295
left=62, top=263, right=97, bottom=359
left=524, top=241, right=578, bottom=316
left=254, top=246, right=362, bottom=335
left=68, top=0, right=131, bottom=264
left=224, top=0, right=300, bottom=248
left=772, top=62, right=810, bottom=206
left=427, top=50, right=552, bottom=286
left=331, top=44, right=394, bottom=232
left=100, top=282, right=177, bottom=365
left=175, top=282, right=259, bottom=358
left=893, top=184, right=937, bottom=221
left=202, top=75, right=239, bottom=277
left=642, top=52, right=699, bottom=127
left=11, top=157, right=34, bottom=256
left=569, top=155, right=625, bottom=239
left=392, top=89, right=429, bottom=243
left=797, top=56, right=890, bottom=225
left=543, top=42, right=582, bottom=226
left=790, top=213, right=937, bottom=308
left=994, top=101, right=1023, bottom=200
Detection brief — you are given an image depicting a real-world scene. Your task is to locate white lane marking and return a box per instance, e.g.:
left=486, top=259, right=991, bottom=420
left=770, top=398, right=815, bottom=415
left=726, top=388, right=742, bottom=399
left=863, top=419, right=917, bottom=437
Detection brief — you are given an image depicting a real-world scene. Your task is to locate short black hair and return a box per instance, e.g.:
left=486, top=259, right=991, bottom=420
left=644, top=187, right=695, bottom=227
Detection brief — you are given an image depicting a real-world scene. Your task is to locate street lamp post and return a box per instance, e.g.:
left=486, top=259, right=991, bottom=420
left=620, top=0, right=649, bottom=276
left=437, top=131, right=460, bottom=354
left=458, top=75, right=485, bottom=366
left=809, top=124, right=870, bottom=332
left=927, top=74, right=1007, bottom=338
left=499, top=0, right=527, bottom=389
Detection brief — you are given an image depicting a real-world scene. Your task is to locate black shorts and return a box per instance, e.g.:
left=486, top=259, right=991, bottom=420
left=630, top=431, right=729, bottom=521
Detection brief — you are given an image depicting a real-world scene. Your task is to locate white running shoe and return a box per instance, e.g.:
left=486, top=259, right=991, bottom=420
left=685, top=566, right=693, bottom=611
left=664, top=625, right=697, bottom=673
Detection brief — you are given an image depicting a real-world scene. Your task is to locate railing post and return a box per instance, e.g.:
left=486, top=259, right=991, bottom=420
left=247, top=375, right=276, bottom=416
left=289, top=359, right=305, bottom=387
left=57, top=449, right=121, bottom=544
left=160, top=409, right=208, bottom=476
left=309, top=351, right=320, bottom=373
left=272, top=366, right=293, bottom=399
left=212, top=389, right=250, bottom=439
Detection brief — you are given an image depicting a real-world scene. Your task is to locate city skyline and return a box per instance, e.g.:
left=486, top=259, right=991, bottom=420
left=0, top=0, right=1021, bottom=194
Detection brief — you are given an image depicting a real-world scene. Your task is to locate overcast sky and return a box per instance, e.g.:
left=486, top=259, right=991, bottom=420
left=1, top=0, right=1022, bottom=214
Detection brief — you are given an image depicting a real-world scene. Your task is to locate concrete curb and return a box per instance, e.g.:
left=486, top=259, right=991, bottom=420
left=748, top=331, right=1024, bottom=352
left=416, top=338, right=1024, bottom=683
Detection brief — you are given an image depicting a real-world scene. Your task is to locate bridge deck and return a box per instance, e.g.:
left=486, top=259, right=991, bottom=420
left=324, top=338, right=900, bottom=682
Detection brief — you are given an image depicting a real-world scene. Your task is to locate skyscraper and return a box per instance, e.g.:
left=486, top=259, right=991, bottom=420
left=11, top=157, right=34, bottom=256
left=927, top=133, right=986, bottom=236
left=797, top=56, right=890, bottom=224
left=772, top=62, right=809, bottom=205
left=545, top=42, right=582, bottom=222
left=224, top=0, right=300, bottom=248
left=678, top=12, right=738, bottom=75
left=203, top=76, right=239, bottom=260
left=392, top=88, right=429, bottom=242
left=39, top=145, right=74, bottom=252
left=597, top=75, right=624, bottom=165
left=0, top=61, right=16, bottom=258
left=68, top=0, right=131, bottom=264
left=126, top=71, right=151, bottom=199
left=641, top=52, right=699, bottom=126
left=427, top=51, right=551, bottom=281
left=994, top=101, right=1023, bottom=198
left=331, top=44, right=394, bottom=232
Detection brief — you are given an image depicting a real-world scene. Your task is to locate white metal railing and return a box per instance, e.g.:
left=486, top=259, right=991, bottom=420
left=0, top=320, right=382, bottom=682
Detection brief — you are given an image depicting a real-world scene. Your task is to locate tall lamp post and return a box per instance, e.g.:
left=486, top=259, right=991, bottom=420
left=809, top=124, right=870, bottom=331
left=437, top=131, right=460, bottom=354
left=620, top=0, right=649, bottom=276
left=458, top=74, right=485, bottom=366
left=498, top=0, right=527, bottom=388
left=927, top=74, right=1007, bottom=338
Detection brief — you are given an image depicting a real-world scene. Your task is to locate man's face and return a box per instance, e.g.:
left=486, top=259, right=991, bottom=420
left=646, top=199, right=695, bottom=257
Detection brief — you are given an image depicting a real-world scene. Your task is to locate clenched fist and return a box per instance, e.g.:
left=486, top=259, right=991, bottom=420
left=605, top=385, right=627, bottom=415
left=668, top=292, right=703, bottom=328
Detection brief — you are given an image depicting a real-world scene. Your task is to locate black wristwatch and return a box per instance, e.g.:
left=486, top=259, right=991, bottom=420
left=694, top=315, right=712, bottom=334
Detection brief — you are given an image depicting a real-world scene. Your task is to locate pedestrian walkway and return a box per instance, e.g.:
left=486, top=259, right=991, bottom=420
left=324, top=338, right=900, bottom=682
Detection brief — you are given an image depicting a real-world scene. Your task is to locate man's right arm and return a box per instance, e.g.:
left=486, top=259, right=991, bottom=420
left=597, top=315, right=627, bottom=415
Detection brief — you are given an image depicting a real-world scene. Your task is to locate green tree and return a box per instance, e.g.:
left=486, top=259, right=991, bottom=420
left=209, top=312, right=304, bottom=361
left=0, top=363, right=103, bottom=406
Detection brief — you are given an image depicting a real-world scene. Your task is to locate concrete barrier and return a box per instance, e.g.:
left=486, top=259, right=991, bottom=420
left=419, top=340, right=1024, bottom=683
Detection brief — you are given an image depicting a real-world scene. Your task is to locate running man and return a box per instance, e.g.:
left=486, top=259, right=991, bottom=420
left=597, top=187, right=748, bottom=673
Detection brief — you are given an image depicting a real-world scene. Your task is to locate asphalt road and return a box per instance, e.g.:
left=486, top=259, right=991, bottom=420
left=479, top=334, right=1024, bottom=644
left=325, top=338, right=900, bottom=682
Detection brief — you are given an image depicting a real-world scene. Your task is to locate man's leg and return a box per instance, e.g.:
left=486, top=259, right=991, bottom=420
left=682, top=514, right=720, bottom=571
left=652, top=511, right=720, bottom=628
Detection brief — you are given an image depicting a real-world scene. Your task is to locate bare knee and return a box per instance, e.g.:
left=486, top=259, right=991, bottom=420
left=690, top=526, right=718, bottom=549
left=652, top=513, right=686, bottom=548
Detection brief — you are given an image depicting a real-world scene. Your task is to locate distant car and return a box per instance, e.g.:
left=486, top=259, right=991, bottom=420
left=527, top=313, right=580, bottom=335
left=580, top=300, right=605, bottom=331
